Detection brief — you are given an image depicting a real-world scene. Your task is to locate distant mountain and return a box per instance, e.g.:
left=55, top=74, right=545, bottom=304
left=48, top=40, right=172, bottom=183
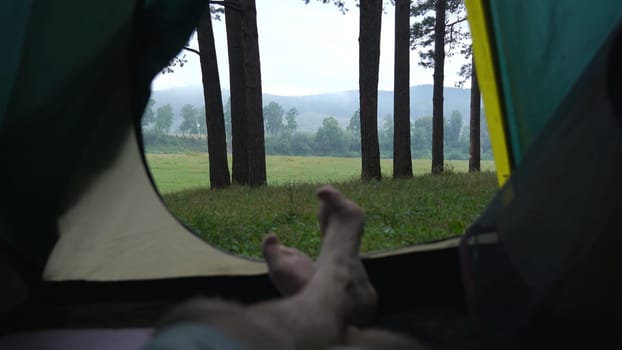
left=150, top=85, right=472, bottom=132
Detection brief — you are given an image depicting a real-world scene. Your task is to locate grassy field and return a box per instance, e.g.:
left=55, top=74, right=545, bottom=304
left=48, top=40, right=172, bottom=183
left=146, top=153, right=496, bottom=193
left=146, top=153, right=498, bottom=258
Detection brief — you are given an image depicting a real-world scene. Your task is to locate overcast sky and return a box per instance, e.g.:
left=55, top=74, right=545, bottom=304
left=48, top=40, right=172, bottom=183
left=152, top=0, right=470, bottom=95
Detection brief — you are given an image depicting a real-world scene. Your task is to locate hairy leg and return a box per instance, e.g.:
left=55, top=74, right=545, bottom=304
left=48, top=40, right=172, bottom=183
left=316, top=185, right=377, bottom=324
left=262, top=235, right=422, bottom=350
left=156, top=186, right=377, bottom=350
left=248, top=186, right=377, bottom=348
left=262, top=188, right=422, bottom=349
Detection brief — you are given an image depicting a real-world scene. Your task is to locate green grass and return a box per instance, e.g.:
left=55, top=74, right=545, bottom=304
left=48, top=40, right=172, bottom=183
left=163, top=173, right=498, bottom=258
left=146, top=153, right=496, bottom=193
left=148, top=153, right=498, bottom=258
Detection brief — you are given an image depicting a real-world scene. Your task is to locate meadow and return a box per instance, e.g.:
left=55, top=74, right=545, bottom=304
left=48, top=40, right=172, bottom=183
left=146, top=153, right=498, bottom=257
left=146, top=153, right=496, bottom=193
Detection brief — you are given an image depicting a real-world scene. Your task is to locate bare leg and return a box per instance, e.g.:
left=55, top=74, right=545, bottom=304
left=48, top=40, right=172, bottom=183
left=315, top=185, right=377, bottom=324
left=157, top=186, right=377, bottom=350
left=262, top=188, right=421, bottom=349
left=248, top=186, right=378, bottom=348
left=263, top=235, right=422, bottom=350
left=262, top=184, right=377, bottom=316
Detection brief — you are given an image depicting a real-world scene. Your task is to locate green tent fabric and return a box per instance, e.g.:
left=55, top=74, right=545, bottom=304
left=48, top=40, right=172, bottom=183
left=468, top=0, right=622, bottom=298
left=461, top=1, right=622, bottom=346
left=487, top=1, right=622, bottom=163
left=0, top=0, right=206, bottom=270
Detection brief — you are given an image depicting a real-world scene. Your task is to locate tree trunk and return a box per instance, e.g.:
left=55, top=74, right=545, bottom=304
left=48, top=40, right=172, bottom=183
left=469, top=56, right=481, bottom=172
left=197, top=9, right=231, bottom=189
left=225, top=1, right=250, bottom=185
left=241, top=0, right=266, bottom=186
left=359, top=0, right=383, bottom=181
left=393, top=0, right=413, bottom=179
left=431, top=0, right=445, bottom=174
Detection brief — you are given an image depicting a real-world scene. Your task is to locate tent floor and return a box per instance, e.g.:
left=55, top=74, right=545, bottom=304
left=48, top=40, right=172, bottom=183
left=1, top=302, right=480, bottom=350
left=2, top=247, right=483, bottom=348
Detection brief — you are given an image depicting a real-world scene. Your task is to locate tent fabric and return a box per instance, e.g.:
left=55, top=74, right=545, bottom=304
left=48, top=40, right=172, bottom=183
left=460, top=227, right=531, bottom=348
left=488, top=1, right=622, bottom=161
left=467, top=0, right=622, bottom=181
left=4, top=245, right=471, bottom=347
left=0, top=0, right=207, bottom=273
left=474, top=6, right=622, bottom=304
left=464, top=0, right=512, bottom=185
left=46, top=130, right=267, bottom=281
left=1, top=0, right=138, bottom=269
left=462, top=4, right=622, bottom=346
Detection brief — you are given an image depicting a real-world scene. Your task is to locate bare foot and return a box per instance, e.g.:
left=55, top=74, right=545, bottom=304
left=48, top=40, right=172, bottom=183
left=263, top=232, right=422, bottom=348
left=152, top=186, right=414, bottom=350
left=262, top=233, right=315, bottom=296
left=314, top=185, right=377, bottom=325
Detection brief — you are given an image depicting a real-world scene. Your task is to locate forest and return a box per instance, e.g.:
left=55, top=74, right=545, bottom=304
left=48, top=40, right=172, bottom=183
left=141, top=99, right=493, bottom=160
left=144, top=0, right=485, bottom=189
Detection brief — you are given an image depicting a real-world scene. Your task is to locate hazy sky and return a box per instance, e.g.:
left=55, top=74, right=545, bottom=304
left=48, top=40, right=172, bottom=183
left=152, top=0, right=470, bottom=95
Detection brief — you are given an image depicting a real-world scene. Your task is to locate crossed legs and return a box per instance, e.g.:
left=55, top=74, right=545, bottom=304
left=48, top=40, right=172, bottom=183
left=263, top=186, right=420, bottom=349
left=154, top=185, right=417, bottom=350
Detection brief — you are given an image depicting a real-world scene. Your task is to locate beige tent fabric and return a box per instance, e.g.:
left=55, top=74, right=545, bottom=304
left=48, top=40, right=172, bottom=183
left=44, top=131, right=267, bottom=281
left=44, top=126, right=460, bottom=281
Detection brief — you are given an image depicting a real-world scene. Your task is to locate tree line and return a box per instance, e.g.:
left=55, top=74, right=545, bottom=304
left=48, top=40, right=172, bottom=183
left=153, top=0, right=483, bottom=189
left=143, top=100, right=493, bottom=160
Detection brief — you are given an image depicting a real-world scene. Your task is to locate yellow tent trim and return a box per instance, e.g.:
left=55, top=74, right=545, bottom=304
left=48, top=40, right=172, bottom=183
left=465, top=0, right=511, bottom=186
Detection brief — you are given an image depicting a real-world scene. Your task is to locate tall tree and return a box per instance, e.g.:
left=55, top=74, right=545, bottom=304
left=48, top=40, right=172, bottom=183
left=380, top=114, right=394, bottom=155
left=393, top=0, right=413, bottom=178
left=431, top=0, right=446, bottom=174
left=445, top=110, right=463, bottom=148
left=359, top=0, right=383, bottom=181
left=179, top=104, right=199, bottom=136
left=241, top=0, right=267, bottom=186
left=412, top=116, right=433, bottom=154
left=347, top=109, right=361, bottom=154
left=197, top=7, right=231, bottom=189
left=314, top=117, right=346, bottom=155
left=285, top=108, right=298, bottom=135
left=263, top=101, right=285, bottom=136
left=347, top=109, right=361, bottom=137
left=155, top=104, right=173, bottom=135
left=225, top=0, right=250, bottom=185
left=455, top=32, right=481, bottom=172
left=469, top=56, right=481, bottom=172
left=411, top=0, right=468, bottom=174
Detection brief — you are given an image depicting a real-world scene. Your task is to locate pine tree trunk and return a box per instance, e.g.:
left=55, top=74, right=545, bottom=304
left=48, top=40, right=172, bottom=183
left=225, top=1, right=250, bottom=185
left=359, top=0, right=383, bottom=181
left=241, top=0, right=266, bottom=186
left=393, top=0, right=413, bottom=179
left=431, top=0, right=445, bottom=174
left=469, top=56, right=481, bottom=172
left=197, top=9, right=231, bottom=189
